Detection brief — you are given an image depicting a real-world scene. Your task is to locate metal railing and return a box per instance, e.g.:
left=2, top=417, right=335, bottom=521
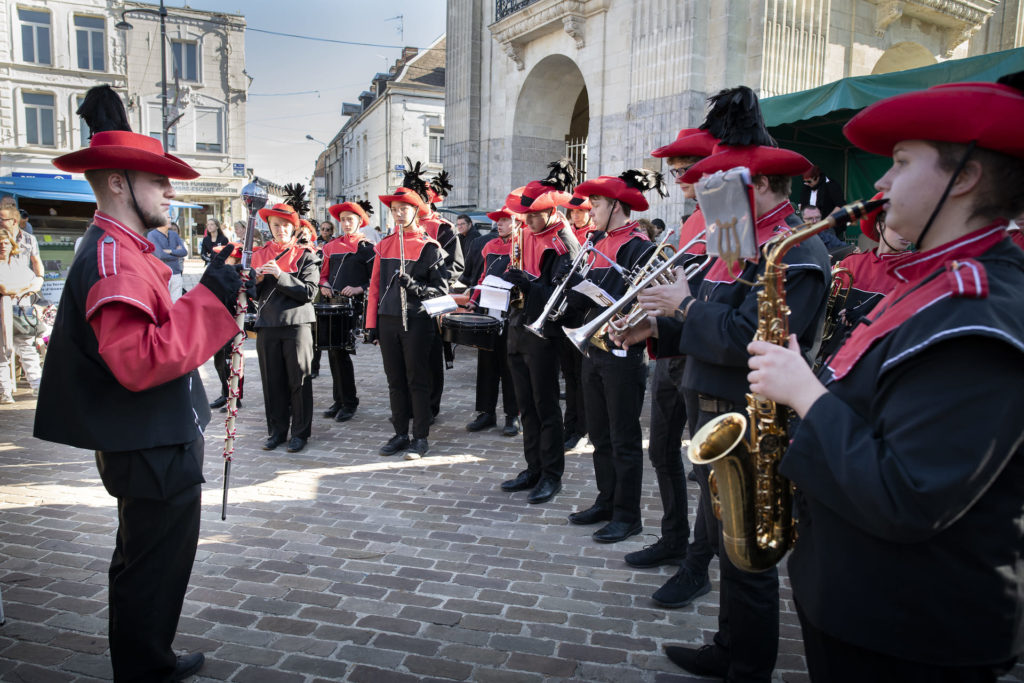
left=496, top=0, right=540, bottom=21
left=565, top=136, right=588, bottom=181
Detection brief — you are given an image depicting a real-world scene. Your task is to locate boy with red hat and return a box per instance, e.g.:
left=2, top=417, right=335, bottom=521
left=365, top=186, right=449, bottom=459
left=33, top=85, right=243, bottom=682
left=251, top=191, right=321, bottom=454
left=626, top=128, right=720, bottom=607
left=748, top=74, right=1024, bottom=681
left=498, top=160, right=581, bottom=505
left=561, top=169, right=662, bottom=544
left=319, top=200, right=376, bottom=423
left=463, top=203, right=522, bottom=436
left=621, top=86, right=830, bottom=681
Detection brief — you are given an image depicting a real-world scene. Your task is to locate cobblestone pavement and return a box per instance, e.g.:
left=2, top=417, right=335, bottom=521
left=2, top=326, right=1023, bottom=682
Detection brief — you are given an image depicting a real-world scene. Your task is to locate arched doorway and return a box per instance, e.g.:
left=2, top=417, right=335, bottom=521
left=512, top=54, right=589, bottom=184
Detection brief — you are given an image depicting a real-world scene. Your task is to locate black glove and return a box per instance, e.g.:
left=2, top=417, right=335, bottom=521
left=397, top=272, right=414, bottom=288
left=553, top=258, right=574, bottom=283
left=199, top=246, right=243, bottom=314
left=502, top=268, right=531, bottom=290
left=364, top=328, right=378, bottom=344
left=565, top=288, right=593, bottom=311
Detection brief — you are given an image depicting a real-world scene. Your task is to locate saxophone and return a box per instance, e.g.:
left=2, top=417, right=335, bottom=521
left=687, top=198, right=885, bottom=572
left=509, top=224, right=525, bottom=309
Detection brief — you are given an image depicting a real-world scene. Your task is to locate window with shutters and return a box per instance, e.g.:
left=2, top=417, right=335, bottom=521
left=19, top=9, right=51, bottom=65
left=23, top=92, right=55, bottom=147
left=148, top=104, right=177, bottom=150
left=171, top=41, right=198, bottom=82
left=75, top=15, right=105, bottom=71
left=429, top=128, right=444, bottom=164
left=195, top=108, right=223, bottom=153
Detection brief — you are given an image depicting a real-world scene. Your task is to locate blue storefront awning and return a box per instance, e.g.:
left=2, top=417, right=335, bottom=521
left=0, top=175, right=203, bottom=208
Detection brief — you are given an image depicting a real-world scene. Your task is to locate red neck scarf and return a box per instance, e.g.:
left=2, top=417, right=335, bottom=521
left=252, top=239, right=305, bottom=273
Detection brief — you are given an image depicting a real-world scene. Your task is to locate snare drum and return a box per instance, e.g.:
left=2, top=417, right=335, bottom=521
left=440, top=312, right=502, bottom=351
left=315, top=303, right=357, bottom=351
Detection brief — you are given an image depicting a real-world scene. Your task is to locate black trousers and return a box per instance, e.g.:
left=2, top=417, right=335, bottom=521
left=507, top=326, right=564, bottom=479
left=582, top=348, right=647, bottom=525
left=691, top=395, right=778, bottom=683
left=379, top=314, right=435, bottom=439
left=256, top=324, right=314, bottom=440
left=682, top=388, right=716, bottom=576
left=647, top=356, right=690, bottom=546
left=429, top=334, right=444, bottom=417
left=558, top=336, right=586, bottom=437
left=97, top=438, right=203, bottom=683
left=327, top=348, right=358, bottom=410
left=475, top=329, right=517, bottom=417
left=212, top=341, right=243, bottom=400
left=797, top=602, right=1016, bottom=683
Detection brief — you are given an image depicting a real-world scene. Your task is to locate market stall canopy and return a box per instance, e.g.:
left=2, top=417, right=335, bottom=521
left=762, top=47, right=1024, bottom=202
left=0, top=175, right=201, bottom=208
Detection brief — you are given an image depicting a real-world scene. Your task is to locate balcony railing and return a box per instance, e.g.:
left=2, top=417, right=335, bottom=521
left=495, top=0, right=540, bottom=22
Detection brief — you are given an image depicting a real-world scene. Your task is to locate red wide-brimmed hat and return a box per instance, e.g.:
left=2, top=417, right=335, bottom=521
left=53, top=130, right=199, bottom=179
left=559, top=193, right=592, bottom=211
left=505, top=181, right=571, bottom=214
left=651, top=128, right=718, bottom=159
left=258, top=203, right=300, bottom=226
left=843, top=81, right=1024, bottom=159
left=574, top=177, right=651, bottom=212
left=329, top=201, right=370, bottom=227
left=859, top=191, right=887, bottom=241
left=681, top=143, right=811, bottom=184
left=379, top=186, right=428, bottom=215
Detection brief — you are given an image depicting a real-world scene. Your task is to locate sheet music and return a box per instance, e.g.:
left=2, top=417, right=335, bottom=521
left=696, top=167, right=758, bottom=266
left=571, top=280, right=616, bottom=307
left=423, top=295, right=458, bottom=317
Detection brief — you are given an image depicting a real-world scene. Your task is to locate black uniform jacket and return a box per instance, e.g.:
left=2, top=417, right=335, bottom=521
left=423, top=213, right=465, bottom=285
left=319, top=234, right=375, bottom=292
left=505, top=214, right=580, bottom=342
left=655, top=201, right=830, bottom=405
left=782, top=226, right=1024, bottom=666
left=469, top=235, right=513, bottom=306
left=365, top=228, right=448, bottom=328
left=252, top=243, right=320, bottom=328
left=460, top=228, right=497, bottom=289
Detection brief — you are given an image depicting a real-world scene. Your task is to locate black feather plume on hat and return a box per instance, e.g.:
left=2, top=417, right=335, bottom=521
left=76, top=85, right=131, bottom=139
left=619, top=169, right=669, bottom=198
left=402, top=157, right=430, bottom=201
left=998, top=70, right=1024, bottom=95
left=538, top=157, right=580, bottom=192
left=283, top=183, right=310, bottom=217
left=356, top=199, right=374, bottom=217
left=430, top=170, right=453, bottom=198
left=700, top=86, right=776, bottom=148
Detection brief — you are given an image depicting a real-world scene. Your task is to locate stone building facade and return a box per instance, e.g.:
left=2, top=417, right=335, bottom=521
left=446, top=0, right=1023, bottom=223
left=318, top=37, right=446, bottom=240
left=0, top=0, right=247, bottom=258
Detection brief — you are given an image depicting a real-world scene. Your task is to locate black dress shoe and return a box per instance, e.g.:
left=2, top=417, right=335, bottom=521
left=653, top=567, right=712, bottom=608
left=563, top=432, right=583, bottom=450
left=624, top=537, right=687, bottom=568
left=568, top=504, right=613, bottom=526
left=663, top=644, right=728, bottom=678
left=286, top=437, right=307, bottom=453
left=502, top=416, right=521, bottom=437
left=379, top=434, right=410, bottom=456
left=263, top=434, right=286, bottom=450
left=171, top=651, right=205, bottom=681
left=219, top=399, right=241, bottom=413
left=209, top=395, right=227, bottom=409
left=593, top=520, right=642, bottom=543
left=527, top=477, right=561, bottom=504
left=335, top=406, right=355, bottom=422
left=466, top=412, right=496, bottom=432
left=404, top=438, right=429, bottom=460
left=323, top=403, right=342, bottom=418
left=500, top=470, right=540, bottom=492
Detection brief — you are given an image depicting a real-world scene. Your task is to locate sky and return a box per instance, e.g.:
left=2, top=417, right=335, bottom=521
left=165, top=0, right=447, bottom=184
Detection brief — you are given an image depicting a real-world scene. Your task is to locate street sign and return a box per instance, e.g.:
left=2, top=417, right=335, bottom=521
left=12, top=172, right=71, bottom=179
left=232, top=163, right=246, bottom=177
left=395, top=164, right=406, bottom=171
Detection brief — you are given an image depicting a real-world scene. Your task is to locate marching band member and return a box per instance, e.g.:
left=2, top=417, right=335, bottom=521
left=748, top=73, right=1024, bottom=683
left=812, top=192, right=910, bottom=367
left=562, top=170, right=661, bottom=544
left=252, top=199, right=321, bottom=454
left=464, top=205, right=521, bottom=435
left=365, top=186, right=449, bottom=460
left=499, top=161, right=581, bottom=505
left=620, top=86, right=830, bottom=681
left=319, top=199, right=376, bottom=422
left=34, top=85, right=241, bottom=682
left=557, top=192, right=594, bottom=451
left=626, top=129, right=719, bottom=606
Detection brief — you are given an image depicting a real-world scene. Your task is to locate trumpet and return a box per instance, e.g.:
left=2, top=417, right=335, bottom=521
left=524, top=241, right=627, bottom=338
left=562, top=231, right=707, bottom=354
left=509, top=225, right=525, bottom=309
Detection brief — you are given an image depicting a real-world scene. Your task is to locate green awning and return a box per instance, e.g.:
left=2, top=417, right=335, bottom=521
left=762, top=47, right=1024, bottom=211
